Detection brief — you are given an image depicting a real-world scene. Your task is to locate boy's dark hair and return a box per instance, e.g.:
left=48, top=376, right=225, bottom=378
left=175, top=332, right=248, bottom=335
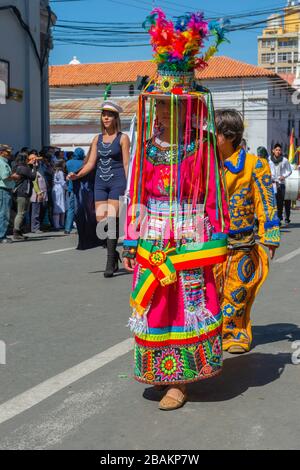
left=273, top=143, right=282, bottom=149
left=215, top=109, right=244, bottom=150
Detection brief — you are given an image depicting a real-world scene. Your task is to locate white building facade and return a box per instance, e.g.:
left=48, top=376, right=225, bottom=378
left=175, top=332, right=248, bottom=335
left=207, top=77, right=300, bottom=154
left=0, top=0, right=56, bottom=151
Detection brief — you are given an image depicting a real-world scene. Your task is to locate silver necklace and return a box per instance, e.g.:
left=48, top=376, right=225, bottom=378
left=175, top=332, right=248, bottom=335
left=102, top=141, right=113, bottom=149
left=101, top=158, right=112, bottom=166
left=102, top=134, right=117, bottom=148
left=99, top=165, right=112, bottom=174
left=99, top=149, right=112, bottom=157
left=99, top=174, right=114, bottom=182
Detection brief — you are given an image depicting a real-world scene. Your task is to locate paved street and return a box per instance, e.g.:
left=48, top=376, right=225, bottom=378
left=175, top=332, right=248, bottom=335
left=0, top=211, right=299, bottom=450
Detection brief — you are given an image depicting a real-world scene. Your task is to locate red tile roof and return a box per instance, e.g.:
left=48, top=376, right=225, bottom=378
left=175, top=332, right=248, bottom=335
left=49, top=61, right=156, bottom=87
left=279, top=73, right=295, bottom=87
left=49, top=56, right=277, bottom=87
left=197, top=56, right=277, bottom=80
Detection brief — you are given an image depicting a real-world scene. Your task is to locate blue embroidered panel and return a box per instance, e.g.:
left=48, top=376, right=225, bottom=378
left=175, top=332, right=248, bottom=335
left=224, top=148, right=246, bottom=174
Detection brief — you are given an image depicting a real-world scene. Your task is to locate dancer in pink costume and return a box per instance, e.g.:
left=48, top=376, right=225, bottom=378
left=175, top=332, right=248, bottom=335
left=123, top=8, right=230, bottom=410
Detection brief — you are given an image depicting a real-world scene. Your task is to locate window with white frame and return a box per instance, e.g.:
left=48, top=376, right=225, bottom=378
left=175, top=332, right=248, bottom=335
left=278, top=39, right=298, bottom=48
left=262, top=39, right=276, bottom=48
left=278, top=52, right=292, bottom=62
left=277, top=67, right=293, bottom=73
left=0, top=59, right=9, bottom=104
left=261, top=53, right=276, bottom=63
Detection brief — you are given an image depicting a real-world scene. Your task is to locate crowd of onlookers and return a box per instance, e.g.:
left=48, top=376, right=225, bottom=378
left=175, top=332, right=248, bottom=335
left=0, top=144, right=85, bottom=243
left=1, top=139, right=299, bottom=245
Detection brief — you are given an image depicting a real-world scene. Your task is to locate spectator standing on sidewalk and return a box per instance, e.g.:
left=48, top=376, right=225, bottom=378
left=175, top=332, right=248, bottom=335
left=30, top=154, right=48, bottom=233
left=269, top=143, right=292, bottom=226
left=72, top=151, right=104, bottom=251
left=0, top=145, right=20, bottom=243
left=12, top=152, right=36, bottom=240
left=52, top=161, right=67, bottom=230
left=65, top=147, right=85, bottom=234
left=40, top=150, right=54, bottom=229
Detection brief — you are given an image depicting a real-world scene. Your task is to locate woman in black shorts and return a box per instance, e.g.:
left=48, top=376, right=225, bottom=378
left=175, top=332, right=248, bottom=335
left=68, top=101, right=130, bottom=277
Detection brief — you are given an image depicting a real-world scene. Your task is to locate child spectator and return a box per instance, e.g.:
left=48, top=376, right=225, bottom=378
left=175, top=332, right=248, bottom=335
left=52, top=161, right=66, bottom=230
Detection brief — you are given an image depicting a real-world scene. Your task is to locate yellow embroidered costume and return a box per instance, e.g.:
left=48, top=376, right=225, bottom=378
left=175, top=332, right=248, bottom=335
left=215, top=148, right=280, bottom=352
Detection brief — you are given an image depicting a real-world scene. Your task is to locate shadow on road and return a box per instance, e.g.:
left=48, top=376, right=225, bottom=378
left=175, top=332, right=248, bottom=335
left=252, top=323, right=300, bottom=348
left=288, top=222, right=300, bottom=229
left=280, top=222, right=300, bottom=232
left=88, top=268, right=130, bottom=277
left=5, top=235, right=69, bottom=244
left=143, top=351, right=293, bottom=403
left=188, top=352, right=291, bottom=402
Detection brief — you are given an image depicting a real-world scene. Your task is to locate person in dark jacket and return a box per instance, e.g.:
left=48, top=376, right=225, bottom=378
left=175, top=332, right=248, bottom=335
left=39, top=150, right=54, bottom=229
left=65, top=147, right=85, bottom=234
left=12, top=152, right=36, bottom=240
left=71, top=148, right=105, bottom=250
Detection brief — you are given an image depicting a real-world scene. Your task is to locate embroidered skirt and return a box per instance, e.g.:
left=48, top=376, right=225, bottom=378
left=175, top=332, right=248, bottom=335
left=130, top=198, right=223, bottom=385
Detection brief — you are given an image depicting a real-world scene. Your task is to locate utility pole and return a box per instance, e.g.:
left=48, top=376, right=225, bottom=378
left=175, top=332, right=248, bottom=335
left=242, top=80, right=245, bottom=120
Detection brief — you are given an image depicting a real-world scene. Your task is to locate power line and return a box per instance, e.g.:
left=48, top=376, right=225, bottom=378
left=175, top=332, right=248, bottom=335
left=51, top=6, right=300, bottom=49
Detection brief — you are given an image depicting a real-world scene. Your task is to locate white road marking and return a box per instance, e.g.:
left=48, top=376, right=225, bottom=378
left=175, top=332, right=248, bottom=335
left=0, top=338, right=133, bottom=426
left=41, top=248, right=75, bottom=255
left=275, top=248, right=300, bottom=264
left=0, top=383, right=115, bottom=450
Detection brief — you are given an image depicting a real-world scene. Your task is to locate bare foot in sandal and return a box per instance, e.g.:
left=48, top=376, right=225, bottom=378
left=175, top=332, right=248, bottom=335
left=159, top=385, right=187, bottom=411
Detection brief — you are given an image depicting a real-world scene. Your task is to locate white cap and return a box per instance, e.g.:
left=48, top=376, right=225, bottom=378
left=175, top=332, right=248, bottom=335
left=100, top=100, right=123, bottom=114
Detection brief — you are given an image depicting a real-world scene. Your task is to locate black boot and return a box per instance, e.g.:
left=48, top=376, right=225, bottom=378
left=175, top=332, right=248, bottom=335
left=104, top=239, right=118, bottom=278
left=104, top=217, right=120, bottom=278
left=114, top=250, right=121, bottom=273
left=13, top=229, right=26, bottom=241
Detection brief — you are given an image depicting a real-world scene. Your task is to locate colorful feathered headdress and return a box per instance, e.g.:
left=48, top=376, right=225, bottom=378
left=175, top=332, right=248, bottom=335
left=143, top=8, right=229, bottom=74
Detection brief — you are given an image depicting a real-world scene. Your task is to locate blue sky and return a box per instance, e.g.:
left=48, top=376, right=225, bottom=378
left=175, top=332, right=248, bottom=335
left=49, top=0, right=287, bottom=66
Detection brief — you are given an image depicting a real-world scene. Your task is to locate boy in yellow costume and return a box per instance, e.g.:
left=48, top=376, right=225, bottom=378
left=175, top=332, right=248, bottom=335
left=215, top=110, right=280, bottom=353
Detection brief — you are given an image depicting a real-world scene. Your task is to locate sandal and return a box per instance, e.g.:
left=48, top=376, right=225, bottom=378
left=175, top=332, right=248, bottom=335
left=227, top=345, right=248, bottom=354
left=159, top=386, right=187, bottom=411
